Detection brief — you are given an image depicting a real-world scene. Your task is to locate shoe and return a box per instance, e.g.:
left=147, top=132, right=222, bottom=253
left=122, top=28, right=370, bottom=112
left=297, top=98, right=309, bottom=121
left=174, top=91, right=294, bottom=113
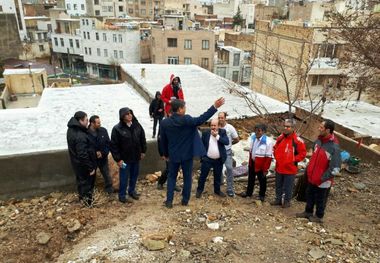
left=227, top=191, right=235, bottom=197
left=174, top=185, right=181, bottom=192
left=215, top=191, right=226, bottom=198
left=82, top=198, right=93, bottom=208
left=119, top=197, right=133, bottom=203
left=181, top=200, right=188, bottom=206
left=105, top=188, right=113, bottom=195
left=129, top=192, right=140, bottom=200
left=164, top=201, right=173, bottom=209
left=258, top=196, right=265, bottom=202
left=196, top=191, right=202, bottom=198
left=239, top=192, right=252, bottom=198
left=270, top=200, right=282, bottom=206
left=296, top=211, right=312, bottom=219
left=282, top=202, right=291, bottom=208
left=309, top=215, right=323, bottom=223
left=157, top=183, right=164, bottom=190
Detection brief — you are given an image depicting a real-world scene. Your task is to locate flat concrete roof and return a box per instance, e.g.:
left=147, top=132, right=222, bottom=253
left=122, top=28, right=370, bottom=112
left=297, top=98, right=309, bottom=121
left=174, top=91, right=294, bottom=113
left=121, top=64, right=288, bottom=119
left=3, top=68, right=45, bottom=75
left=296, top=100, right=380, bottom=139
left=0, top=84, right=152, bottom=156
left=222, top=46, right=243, bottom=52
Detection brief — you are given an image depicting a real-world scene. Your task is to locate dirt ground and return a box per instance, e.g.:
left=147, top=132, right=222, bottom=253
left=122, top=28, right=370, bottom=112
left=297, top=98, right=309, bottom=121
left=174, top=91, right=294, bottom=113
left=0, top=161, right=379, bottom=263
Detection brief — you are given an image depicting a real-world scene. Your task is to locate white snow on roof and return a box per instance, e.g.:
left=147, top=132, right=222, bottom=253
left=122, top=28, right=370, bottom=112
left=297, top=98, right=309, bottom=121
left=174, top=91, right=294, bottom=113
left=221, top=46, right=242, bottom=52
left=3, top=68, right=45, bottom=75
left=296, top=100, right=380, bottom=139
left=120, top=64, right=288, bottom=119
left=0, top=84, right=152, bottom=156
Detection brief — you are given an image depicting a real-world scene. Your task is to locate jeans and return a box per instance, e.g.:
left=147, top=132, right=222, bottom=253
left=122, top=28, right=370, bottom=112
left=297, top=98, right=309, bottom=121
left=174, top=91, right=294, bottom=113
left=97, top=159, right=113, bottom=193
left=275, top=172, right=295, bottom=203
left=153, top=116, right=163, bottom=136
left=166, top=159, right=193, bottom=204
left=305, top=183, right=330, bottom=218
left=72, top=164, right=95, bottom=202
left=224, top=149, right=234, bottom=194
left=197, top=157, right=223, bottom=194
left=246, top=166, right=267, bottom=198
left=119, top=162, right=140, bottom=199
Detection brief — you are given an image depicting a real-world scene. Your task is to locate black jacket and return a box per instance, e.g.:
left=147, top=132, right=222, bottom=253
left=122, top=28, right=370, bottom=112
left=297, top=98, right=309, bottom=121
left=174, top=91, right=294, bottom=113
left=88, top=127, right=111, bottom=163
left=149, top=92, right=164, bottom=118
left=66, top=117, right=97, bottom=172
left=111, top=107, right=147, bottom=163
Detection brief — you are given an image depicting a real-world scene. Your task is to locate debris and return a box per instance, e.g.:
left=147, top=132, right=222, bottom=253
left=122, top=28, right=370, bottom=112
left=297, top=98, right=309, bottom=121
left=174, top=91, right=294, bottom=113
left=207, top=222, right=220, bottom=230
left=212, top=236, right=224, bottom=243
left=141, top=239, right=166, bottom=251
left=180, top=249, right=191, bottom=258
left=145, top=174, right=159, bottom=183
left=36, top=232, right=51, bottom=245
left=308, top=247, right=326, bottom=260
left=325, top=238, right=344, bottom=246
left=67, top=219, right=81, bottom=233
left=353, top=182, right=366, bottom=190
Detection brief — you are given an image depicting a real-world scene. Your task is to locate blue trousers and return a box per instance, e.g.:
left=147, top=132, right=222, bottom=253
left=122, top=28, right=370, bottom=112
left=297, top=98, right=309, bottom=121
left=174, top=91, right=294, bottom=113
left=119, top=162, right=139, bottom=199
left=305, top=183, right=330, bottom=218
left=197, top=157, right=223, bottom=194
left=275, top=172, right=295, bottom=203
left=166, top=159, right=193, bottom=204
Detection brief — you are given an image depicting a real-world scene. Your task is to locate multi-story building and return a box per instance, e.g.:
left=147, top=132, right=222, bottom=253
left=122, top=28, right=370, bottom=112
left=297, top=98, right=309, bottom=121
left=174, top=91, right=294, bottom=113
left=0, top=0, right=27, bottom=40
left=213, top=0, right=240, bottom=19
left=163, top=0, right=207, bottom=20
left=80, top=16, right=141, bottom=79
left=150, top=17, right=215, bottom=71
left=23, top=16, right=52, bottom=59
left=214, top=46, right=251, bottom=84
left=63, top=0, right=87, bottom=16
left=251, top=20, right=347, bottom=101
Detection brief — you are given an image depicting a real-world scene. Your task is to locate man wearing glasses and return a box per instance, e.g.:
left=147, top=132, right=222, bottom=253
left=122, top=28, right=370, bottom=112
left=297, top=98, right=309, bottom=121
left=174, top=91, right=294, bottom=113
left=271, top=119, right=306, bottom=208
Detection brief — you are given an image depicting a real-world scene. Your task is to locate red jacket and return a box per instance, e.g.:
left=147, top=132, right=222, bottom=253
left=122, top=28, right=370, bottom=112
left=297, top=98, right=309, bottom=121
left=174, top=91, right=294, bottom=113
left=161, top=74, right=184, bottom=115
left=307, top=134, right=341, bottom=186
left=273, top=132, right=306, bottom=175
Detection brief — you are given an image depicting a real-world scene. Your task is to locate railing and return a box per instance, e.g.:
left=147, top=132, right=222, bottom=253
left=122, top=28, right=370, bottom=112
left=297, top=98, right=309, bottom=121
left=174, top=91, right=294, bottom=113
left=311, top=57, right=339, bottom=69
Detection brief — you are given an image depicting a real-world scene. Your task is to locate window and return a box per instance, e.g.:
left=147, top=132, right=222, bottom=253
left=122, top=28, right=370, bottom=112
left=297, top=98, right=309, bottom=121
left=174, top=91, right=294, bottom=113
left=168, top=56, right=179, bottom=64
left=113, top=50, right=118, bottom=58
left=216, top=67, right=226, bottom=78
left=97, top=48, right=101, bottom=56
left=202, top=40, right=209, bottom=50
left=67, top=3, right=71, bottom=10
left=95, top=10, right=100, bottom=15
left=96, top=32, right=99, bottom=40
left=141, top=9, right=146, bottom=15
left=103, top=33, right=107, bottom=41
left=184, top=57, right=192, bottom=64
left=94, top=0, right=99, bottom=4
left=201, top=58, right=209, bottom=68
left=318, top=43, right=338, bottom=58
left=86, top=19, right=89, bottom=26
left=76, top=39, right=80, bottom=48
left=108, top=6, right=113, bottom=12
left=184, top=39, right=192, bottom=49
left=81, top=4, right=85, bottom=10
left=85, top=47, right=88, bottom=54
left=129, top=8, right=133, bottom=13
left=167, top=38, right=177, bottom=47
left=82, top=19, right=85, bottom=25
left=43, top=32, right=48, bottom=41
left=119, top=6, right=123, bottom=12
left=141, top=0, right=146, bottom=5
left=233, top=53, right=240, bottom=66
left=83, top=31, right=86, bottom=39
left=60, top=38, right=64, bottom=47
left=88, top=47, right=92, bottom=55
left=92, top=64, right=97, bottom=74
left=232, top=71, right=239, bottom=82
left=104, top=49, right=108, bottom=57
left=118, top=34, right=122, bottom=43
left=69, top=39, right=73, bottom=48
left=54, top=37, right=58, bottom=46
left=87, top=32, right=90, bottom=39
left=119, top=50, right=123, bottom=58
left=113, top=34, right=117, bottom=42
left=39, top=45, right=44, bottom=52
left=64, top=22, right=69, bottom=33
left=73, top=4, right=77, bottom=10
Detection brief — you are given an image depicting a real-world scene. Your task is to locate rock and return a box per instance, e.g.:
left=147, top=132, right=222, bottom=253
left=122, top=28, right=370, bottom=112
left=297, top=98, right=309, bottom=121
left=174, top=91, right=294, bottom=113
left=0, top=220, right=6, bottom=226
left=275, top=226, right=282, bottom=231
left=185, top=209, right=191, bottom=213
left=342, top=232, right=355, bottom=243
left=347, top=187, right=359, bottom=193
left=0, top=231, right=8, bottom=240
left=142, top=239, right=166, bottom=251
left=198, top=217, right=206, bottom=223
left=180, top=249, right=191, bottom=258
left=212, top=236, right=224, bottom=243
left=353, top=182, right=366, bottom=190
left=325, top=238, right=344, bottom=246
left=145, top=174, right=159, bottom=183
left=207, top=214, right=218, bottom=221
left=46, top=210, right=54, bottom=219
left=67, top=219, right=81, bottom=233
left=308, top=247, right=325, bottom=260
left=254, top=200, right=262, bottom=207
left=207, top=222, right=220, bottom=230
left=36, top=232, right=51, bottom=245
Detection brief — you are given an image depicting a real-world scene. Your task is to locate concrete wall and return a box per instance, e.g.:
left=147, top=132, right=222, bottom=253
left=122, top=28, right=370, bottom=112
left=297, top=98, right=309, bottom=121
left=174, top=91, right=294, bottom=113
left=0, top=86, right=10, bottom=109
left=0, top=140, right=166, bottom=200
left=0, top=14, right=23, bottom=61
left=5, top=72, right=48, bottom=94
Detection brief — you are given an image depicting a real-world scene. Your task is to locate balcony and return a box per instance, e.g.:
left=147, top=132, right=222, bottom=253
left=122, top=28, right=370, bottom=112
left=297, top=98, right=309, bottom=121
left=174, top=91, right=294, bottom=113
left=309, top=57, right=344, bottom=76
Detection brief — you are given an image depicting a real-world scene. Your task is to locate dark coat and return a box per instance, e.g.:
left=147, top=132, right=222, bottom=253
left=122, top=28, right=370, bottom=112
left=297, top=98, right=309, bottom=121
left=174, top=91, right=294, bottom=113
left=201, top=128, right=229, bottom=163
left=160, top=105, right=217, bottom=163
left=149, top=92, right=165, bottom=118
left=111, top=107, right=147, bottom=163
left=88, top=127, right=111, bottom=164
left=66, top=117, right=97, bottom=172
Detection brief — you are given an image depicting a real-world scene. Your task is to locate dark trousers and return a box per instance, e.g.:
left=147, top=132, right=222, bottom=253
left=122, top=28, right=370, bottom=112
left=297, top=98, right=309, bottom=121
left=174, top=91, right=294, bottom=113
left=305, top=183, right=330, bottom=218
left=157, top=160, right=169, bottom=185
left=153, top=116, right=163, bottom=136
left=246, top=166, right=267, bottom=198
left=72, top=164, right=95, bottom=202
left=197, top=157, right=223, bottom=194
left=119, top=162, right=139, bottom=199
left=166, top=158, right=193, bottom=204
left=275, top=172, right=295, bottom=203
left=97, top=159, right=113, bottom=193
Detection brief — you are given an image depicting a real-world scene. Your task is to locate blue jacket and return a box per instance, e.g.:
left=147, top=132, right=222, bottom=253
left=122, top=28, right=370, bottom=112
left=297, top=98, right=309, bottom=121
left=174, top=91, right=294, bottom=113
left=160, top=105, right=218, bottom=163
left=201, top=128, right=229, bottom=163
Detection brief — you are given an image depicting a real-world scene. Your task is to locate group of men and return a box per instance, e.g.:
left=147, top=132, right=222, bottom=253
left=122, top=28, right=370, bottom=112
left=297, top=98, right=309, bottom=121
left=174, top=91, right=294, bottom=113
left=67, top=74, right=341, bottom=223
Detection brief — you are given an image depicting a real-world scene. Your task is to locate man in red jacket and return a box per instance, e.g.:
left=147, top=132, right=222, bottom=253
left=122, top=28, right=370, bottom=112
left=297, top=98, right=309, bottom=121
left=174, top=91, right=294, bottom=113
left=296, top=119, right=341, bottom=223
left=161, top=74, right=185, bottom=116
left=271, top=119, right=306, bottom=208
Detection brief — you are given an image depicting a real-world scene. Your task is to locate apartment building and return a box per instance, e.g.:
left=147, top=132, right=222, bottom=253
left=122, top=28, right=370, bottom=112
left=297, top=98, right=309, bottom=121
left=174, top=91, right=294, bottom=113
left=23, top=16, right=52, bottom=59
left=150, top=24, right=215, bottom=71
left=214, top=46, right=251, bottom=84
left=64, top=0, right=87, bottom=16
left=163, top=0, right=207, bottom=20
left=251, top=20, right=347, bottom=101
left=0, top=0, right=27, bottom=40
